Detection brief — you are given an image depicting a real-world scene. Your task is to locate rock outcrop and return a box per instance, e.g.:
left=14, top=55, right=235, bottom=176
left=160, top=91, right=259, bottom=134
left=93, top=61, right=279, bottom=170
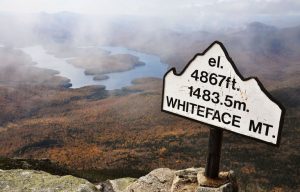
left=0, top=167, right=238, bottom=192
left=0, top=169, right=98, bottom=192
left=98, top=167, right=238, bottom=192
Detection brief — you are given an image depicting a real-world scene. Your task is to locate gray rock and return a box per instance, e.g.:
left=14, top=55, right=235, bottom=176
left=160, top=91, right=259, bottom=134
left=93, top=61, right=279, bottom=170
left=96, top=180, right=114, bottom=192
left=0, top=167, right=237, bottom=192
left=122, top=168, right=237, bottom=192
left=171, top=167, right=204, bottom=192
left=196, top=182, right=233, bottom=192
left=96, top=178, right=136, bottom=192
left=110, top=178, right=137, bottom=192
left=0, top=169, right=98, bottom=192
left=197, top=170, right=238, bottom=192
left=125, top=168, right=175, bottom=192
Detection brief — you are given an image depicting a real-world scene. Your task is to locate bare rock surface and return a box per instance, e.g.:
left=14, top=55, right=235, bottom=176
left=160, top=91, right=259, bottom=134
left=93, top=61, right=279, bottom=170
left=0, top=167, right=237, bottom=192
left=111, top=167, right=236, bottom=192
left=125, top=168, right=175, bottom=192
left=0, top=169, right=98, bottom=192
left=171, top=167, right=204, bottom=192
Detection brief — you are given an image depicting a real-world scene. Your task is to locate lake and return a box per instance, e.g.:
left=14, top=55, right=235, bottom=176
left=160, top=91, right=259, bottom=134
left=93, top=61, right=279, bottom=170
left=21, top=45, right=168, bottom=90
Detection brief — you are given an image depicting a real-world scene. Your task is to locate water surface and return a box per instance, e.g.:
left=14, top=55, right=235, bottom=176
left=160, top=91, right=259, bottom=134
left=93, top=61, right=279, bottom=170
left=21, top=46, right=168, bottom=90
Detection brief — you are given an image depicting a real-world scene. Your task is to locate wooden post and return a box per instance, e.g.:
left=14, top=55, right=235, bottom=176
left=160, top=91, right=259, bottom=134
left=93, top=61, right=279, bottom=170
left=205, top=127, right=223, bottom=178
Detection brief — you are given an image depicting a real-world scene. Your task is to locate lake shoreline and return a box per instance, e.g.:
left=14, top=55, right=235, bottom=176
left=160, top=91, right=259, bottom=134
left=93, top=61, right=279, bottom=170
left=20, top=45, right=168, bottom=90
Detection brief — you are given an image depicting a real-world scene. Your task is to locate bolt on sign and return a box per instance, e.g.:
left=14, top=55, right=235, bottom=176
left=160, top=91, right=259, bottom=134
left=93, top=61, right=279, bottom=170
left=162, top=41, right=285, bottom=145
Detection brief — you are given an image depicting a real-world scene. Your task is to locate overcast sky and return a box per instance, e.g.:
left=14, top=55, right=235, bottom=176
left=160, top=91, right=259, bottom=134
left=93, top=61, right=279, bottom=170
left=0, top=0, right=299, bottom=29
left=0, top=0, right=299, bottom=15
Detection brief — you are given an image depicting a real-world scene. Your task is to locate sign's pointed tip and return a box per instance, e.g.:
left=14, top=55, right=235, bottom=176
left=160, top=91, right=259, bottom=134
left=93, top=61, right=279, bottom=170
left=165, top=67, right=177, bottom=76
left=212, top=40, right=223, bottom=46
left=211, top=41, right=226, bottom=50
left=171, top=68, right=177, bottom=74
left=205, top=41, right=228, bottom=56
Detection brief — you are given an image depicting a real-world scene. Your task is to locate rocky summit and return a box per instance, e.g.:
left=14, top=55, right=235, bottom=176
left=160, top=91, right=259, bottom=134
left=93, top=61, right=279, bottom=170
left=0, top=168, right=238, bottom=192
left=99, top=168, right=238, bottom=192
left=0, top=169, right=98, bottom=192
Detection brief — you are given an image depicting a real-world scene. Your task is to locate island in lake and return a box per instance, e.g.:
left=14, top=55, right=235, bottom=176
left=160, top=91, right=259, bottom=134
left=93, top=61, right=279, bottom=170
left=21, top=45, right=167, bottom=89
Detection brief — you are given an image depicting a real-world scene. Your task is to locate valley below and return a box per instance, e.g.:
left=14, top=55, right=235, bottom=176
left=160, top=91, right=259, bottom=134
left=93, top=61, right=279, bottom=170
left=0, top=73, right=299, bottom=191
left=0, top=19, right=299, bottom=192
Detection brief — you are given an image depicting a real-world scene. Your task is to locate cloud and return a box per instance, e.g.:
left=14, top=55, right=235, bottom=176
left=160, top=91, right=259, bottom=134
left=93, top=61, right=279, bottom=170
left=0, top=0, right=299, bottom=16
left=0, top=0, right=299, bottom=30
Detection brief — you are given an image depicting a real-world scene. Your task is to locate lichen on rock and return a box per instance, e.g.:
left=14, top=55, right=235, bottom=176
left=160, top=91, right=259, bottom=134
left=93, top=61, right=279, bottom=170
left=0, top=169, right=98, bottom=192
left=0, top=167, right=237, bottom=192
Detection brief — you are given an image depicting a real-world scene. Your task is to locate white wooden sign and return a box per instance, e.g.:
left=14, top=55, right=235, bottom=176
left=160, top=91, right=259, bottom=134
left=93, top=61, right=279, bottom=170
left=162, top=41, right=284, bottom=145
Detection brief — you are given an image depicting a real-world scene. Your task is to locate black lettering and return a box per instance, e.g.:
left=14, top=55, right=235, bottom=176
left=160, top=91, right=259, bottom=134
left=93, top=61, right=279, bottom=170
left=205, top=107, right=214, bottom=118
left=232, top=78, right=237, bottom=90
left=177, top=99, right=186, bottom=111
left=208, top=58, right=216, bottom=67
left=217, top=56, right=221, bottom=67
left=166, top=96, right=177, bottom=108
left=190, top=103, right=197, bottom=114
left=263, top=123, right=273, bottom=136
left=221, top=112, right=231, bottom=124
left=185, top=102, right=189, bottom=112
left=249, top=120, right=262, bottom=134
left=197, top=105, right=205, bottom=117
left=212, top=110, right=221, bottom=122
left=226, top=77, right=231, bottom=88
left=232, top=115, right=241, bottom=128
